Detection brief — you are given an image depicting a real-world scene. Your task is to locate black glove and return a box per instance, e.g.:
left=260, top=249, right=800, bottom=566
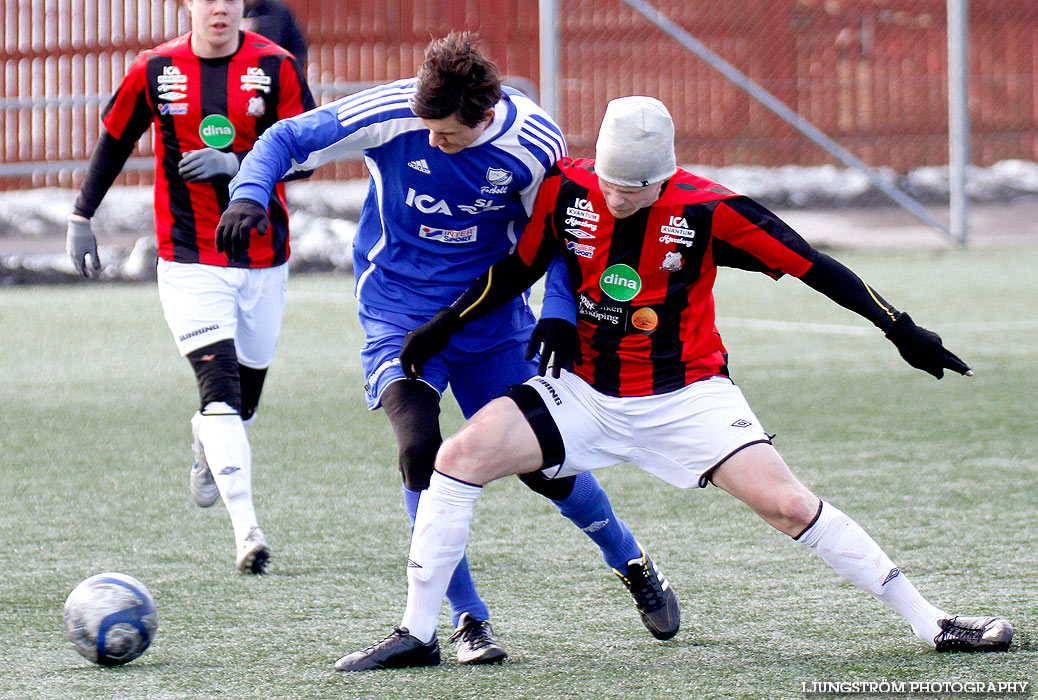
left=885, top=312, right=971, bottom=379
left=215, top=199, right=268, bottom=262
left=525, top=317, right=582, bottom=378
left=399, top=307, right=463, bottom=379
left=178, top=148, right=239, bottom=182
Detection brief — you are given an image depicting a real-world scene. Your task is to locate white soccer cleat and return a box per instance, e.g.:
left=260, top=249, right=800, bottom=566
left=189, top=411, right=220, bottom=508
left=934, top=615, right=1013, bottom=652
left=236, top=526, right=270, bottom=574
left=448, top=612, right=507, bottom=664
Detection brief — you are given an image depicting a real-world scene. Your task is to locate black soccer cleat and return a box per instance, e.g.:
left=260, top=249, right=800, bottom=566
left=334, top=627, right=441, bottom=672
left=613, top=546, right=680, bottom=640
left=448, top=612, right=507, bottom=664
left=934, top=615, right=1013, bottom=652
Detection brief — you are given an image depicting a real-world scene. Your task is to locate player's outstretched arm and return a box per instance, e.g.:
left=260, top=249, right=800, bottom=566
left=799, top=251, right=972, bottom=379
left=884, top=312, right=971, bottom=379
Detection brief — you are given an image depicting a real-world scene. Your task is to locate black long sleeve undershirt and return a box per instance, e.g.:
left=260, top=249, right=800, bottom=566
left=799, top=251, right=900, bottom=332
left=74, top=130, right=310, bottom=220
left=449, top=251, right=548, bottom=326
left=444, top=234, right=902, bottom=338
left=73, top=131, right=138, bottom=218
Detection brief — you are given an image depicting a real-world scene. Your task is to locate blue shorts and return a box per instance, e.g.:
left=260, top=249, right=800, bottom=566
left=359, top=302, right=539, bottom=418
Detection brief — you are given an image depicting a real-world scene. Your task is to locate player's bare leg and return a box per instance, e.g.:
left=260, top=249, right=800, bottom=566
left=711, top=443, right=1011, bottom=651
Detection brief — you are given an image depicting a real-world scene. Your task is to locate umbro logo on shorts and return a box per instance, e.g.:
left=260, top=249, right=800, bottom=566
left=406, top=558, right=422, bottom=568
left=882, top=567, right=901, bottom=586
left=730, top=419, right=753, bottom=428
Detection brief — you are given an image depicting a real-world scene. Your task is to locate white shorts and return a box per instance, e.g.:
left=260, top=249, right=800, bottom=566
left=523, top=373, right=771, bottom=489
left=156, top=259, right=289, bottom=368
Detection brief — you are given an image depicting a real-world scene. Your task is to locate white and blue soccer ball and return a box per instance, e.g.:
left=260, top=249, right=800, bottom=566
left=63, top=572, right=157, bottom=666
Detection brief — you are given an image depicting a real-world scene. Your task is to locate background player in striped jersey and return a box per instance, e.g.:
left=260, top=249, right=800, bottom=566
left=218, top=33, right=677, bottom=664
left=66, top=0, right=314, bottom=574
left=333, top=96, right=1013, bottom=670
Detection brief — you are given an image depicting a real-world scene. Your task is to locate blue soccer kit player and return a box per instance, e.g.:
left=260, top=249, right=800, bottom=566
left=217, top=33, right=680, bottom=663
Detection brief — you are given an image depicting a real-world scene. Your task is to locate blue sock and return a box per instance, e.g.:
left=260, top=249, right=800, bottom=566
left=403, top=486, right=489, bottom=626
left=551, top=472, right=641, bottom=571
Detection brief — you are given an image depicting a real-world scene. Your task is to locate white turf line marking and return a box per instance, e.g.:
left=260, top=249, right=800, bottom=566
left=717, top=318, right=871, bottom=335
left=287, top=290, right=354, bottom=301
left=297, top=297, right=1038, bottom=334
left=717, top=318, right=1038, bottom=334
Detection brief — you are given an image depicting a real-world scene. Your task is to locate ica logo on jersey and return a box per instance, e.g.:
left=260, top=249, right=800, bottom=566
left=240, top=67, right=271, bottom=93
left=157, top=66, right=187, bottom=101
left=405, top=188, right=452, bottom=215
left=659, top=215, right=696, bottom=247
left=565, top=198, right=601, bottom=223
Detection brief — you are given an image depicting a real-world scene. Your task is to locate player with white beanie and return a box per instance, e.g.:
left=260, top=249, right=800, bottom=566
left=595, top=95, right=677, bottom=187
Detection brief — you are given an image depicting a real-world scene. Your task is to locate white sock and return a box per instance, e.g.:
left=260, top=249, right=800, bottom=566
left=400, top=471, right=482, bottom=643
left=797, top=501, right=946, bottom=645
left=197, top=408, right=257, bottom=544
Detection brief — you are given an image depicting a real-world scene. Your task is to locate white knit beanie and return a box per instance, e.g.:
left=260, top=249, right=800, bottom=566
left=595, top=96, right=677, bottom=187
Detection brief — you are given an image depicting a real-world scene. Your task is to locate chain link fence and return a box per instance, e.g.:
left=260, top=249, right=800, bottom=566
left=547, top=0, right=1038, bottom=172
left=2, top=0, right=1037, bottom=192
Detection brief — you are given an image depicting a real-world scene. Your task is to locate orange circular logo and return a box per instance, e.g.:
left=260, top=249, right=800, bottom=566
left=631, top=307, right=658, bottom=332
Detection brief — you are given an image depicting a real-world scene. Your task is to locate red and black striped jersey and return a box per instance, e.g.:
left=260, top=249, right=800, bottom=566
left=101, top=31, right=313, bottom=268
left=517, top=158, right=821, bottom=397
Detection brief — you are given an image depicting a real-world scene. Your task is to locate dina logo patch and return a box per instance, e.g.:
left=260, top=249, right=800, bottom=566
left=199, top=114, right=235, bottom=149
left=599, top=264, right=641, bottom=302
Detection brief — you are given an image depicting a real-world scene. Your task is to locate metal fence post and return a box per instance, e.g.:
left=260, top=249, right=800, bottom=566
left=539, top=0, right=560, bottom=123
left=948, top=0, right=971, bottom=247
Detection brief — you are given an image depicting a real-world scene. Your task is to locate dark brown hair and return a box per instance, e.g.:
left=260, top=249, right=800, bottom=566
left=412, top=31, right=503, bottom=127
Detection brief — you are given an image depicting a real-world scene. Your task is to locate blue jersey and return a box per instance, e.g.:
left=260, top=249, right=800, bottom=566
left=229, top=78, right=575, bottom=319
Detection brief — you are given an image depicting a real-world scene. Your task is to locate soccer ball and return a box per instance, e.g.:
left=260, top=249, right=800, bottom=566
left=63, top=572, right=158, bottom=666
